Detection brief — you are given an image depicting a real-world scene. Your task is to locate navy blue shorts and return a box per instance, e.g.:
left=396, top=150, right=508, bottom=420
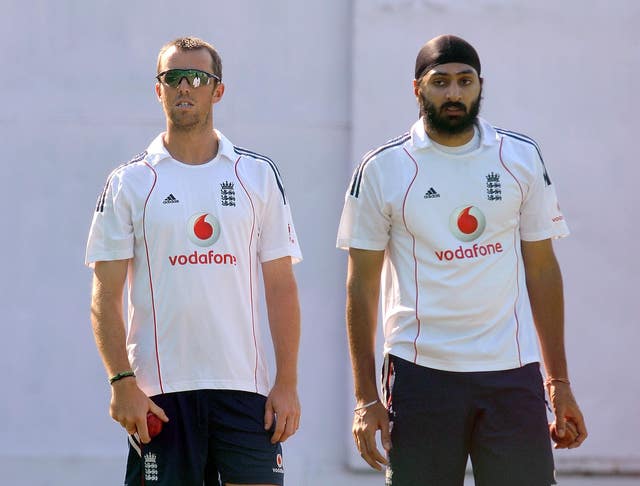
left=124, top=389, right=284, bottom=486
left=383, top=355, right=555, bottom=486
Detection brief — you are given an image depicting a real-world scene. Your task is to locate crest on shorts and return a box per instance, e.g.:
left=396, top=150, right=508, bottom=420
left=144, top=452, right=159, bottom=481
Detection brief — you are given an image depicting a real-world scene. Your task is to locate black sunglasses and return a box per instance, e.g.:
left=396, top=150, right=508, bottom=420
left=156, top=69, right=221, bottom=88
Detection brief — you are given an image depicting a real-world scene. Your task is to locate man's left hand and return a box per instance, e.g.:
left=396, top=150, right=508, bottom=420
left=548, top=382, right=588, bottom=449
left=264, top=382, right=301, bottom=443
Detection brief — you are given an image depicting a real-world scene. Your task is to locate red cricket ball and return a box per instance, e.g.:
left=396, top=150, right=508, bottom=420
left=147, top=412, right=163, bottom=438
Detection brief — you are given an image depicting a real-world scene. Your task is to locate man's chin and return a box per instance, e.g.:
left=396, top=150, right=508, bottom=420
left=169, top=116, right=202, bottom=131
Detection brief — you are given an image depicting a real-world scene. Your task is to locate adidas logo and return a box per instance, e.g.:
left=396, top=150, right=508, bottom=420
left=424, top=187, right=440, bottom=199
left=162, top=194, right=179, bottom=204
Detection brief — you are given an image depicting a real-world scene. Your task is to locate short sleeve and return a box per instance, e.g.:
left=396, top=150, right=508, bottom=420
left=336, top=160, right=391, bottom=250
left=519, top=155, right=569, bottom=241
left=256, top=171, right=302, bottom=264
left=85, top=171, right=134, bottom=266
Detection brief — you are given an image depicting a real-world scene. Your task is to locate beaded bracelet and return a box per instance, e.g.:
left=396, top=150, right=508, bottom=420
left=109, top=370, right=135, bottom=385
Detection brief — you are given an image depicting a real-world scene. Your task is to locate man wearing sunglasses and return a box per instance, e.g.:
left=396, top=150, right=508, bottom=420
left=86, top=36, right=302, bottom=486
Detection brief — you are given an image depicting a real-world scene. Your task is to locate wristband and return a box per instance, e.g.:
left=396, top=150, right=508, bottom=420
left=109, top=370, right=135, bottom=385
left=544, top=377, right=571, bottom=387
left=354, top=399, right=379, bottom=412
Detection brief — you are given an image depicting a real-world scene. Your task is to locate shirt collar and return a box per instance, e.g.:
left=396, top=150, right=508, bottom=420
left=145, top=129, right=237, bottom=165
left=409, top=116, right=500, bottom=150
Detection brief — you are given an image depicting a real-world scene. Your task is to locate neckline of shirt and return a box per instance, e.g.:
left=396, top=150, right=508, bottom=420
left=145, top=129, right=237, bottom=166
left=429, top=125, right=481, bottom=155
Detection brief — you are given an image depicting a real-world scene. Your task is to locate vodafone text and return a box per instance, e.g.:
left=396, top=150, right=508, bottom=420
left=435, top=242, right=503, bottom=261
left=169, top=250, right=237, bottom=266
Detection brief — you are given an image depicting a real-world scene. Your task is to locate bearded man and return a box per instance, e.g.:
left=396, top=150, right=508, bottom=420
left=337, top=34, right=587, bottom=486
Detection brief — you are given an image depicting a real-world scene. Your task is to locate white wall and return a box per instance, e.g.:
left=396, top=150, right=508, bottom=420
left=2, top=0, right=638, bottom=483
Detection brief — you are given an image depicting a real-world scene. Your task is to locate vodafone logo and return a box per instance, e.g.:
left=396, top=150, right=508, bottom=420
left=187, top=212, right=221, bottom=247
left=449, top=205, right=486, bottom=242
left=273, top=453, right=284, bottom=474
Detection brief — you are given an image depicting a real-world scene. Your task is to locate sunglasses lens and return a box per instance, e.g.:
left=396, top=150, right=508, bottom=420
left=161, top=70, right=212, bottom=88
left=162, top=70, right=183, bottom=87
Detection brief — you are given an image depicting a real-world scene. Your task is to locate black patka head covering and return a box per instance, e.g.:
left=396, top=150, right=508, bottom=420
left=415, top=35, right=481, bottom=79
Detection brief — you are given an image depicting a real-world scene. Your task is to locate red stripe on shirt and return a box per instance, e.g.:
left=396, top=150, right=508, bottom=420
left=234, top=156, right=260, bottom=392
left=402, top=148, right=421, bottom=363
left=142, top=162, right=164, bottom=393
left=498, top=139, right=523, bottom=366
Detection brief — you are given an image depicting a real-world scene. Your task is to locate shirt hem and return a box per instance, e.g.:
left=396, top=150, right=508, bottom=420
left=85, top=251, right=133, bottom=267
left=336, top=238, right=387, bottom=251
left=386, top=346, right=541, bottom=372
left=521, top=227, right=569, bottom=242
left=260, top=249, right=303, bottom=265
left=140, top=380, right=269, bottom=398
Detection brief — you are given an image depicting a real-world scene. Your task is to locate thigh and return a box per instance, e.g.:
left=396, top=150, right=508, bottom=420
left=470, top=363, right=556, bottom=486
left=386, top=355, right=471, bottom=486
left=207, top=390, right=283, bottom=486
left=125, top=391, right=208, bottom=486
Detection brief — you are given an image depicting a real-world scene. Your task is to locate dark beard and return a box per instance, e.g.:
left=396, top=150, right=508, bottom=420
left=421, top=92, right=482, bottom=135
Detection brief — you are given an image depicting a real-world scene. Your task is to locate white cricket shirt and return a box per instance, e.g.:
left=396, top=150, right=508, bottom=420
left=337, top=118, right=569, bottom=372
left=86, top=130, right=302, bottom=397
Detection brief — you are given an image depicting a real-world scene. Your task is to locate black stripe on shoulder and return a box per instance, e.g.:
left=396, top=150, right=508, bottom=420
left=350, top=133, right=410, bottom=198
left=495, top=128, right=551, bottom=186
left=95, top=151, right=147, bottom=213
left=234, top=146, right=286, bottom=204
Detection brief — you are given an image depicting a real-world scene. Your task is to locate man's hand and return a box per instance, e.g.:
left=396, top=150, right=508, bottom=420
left=352, top=401, right=390, bottom=471
left=264, top=382, right=300, bottom=444
left=548, top=382, right=587, bottom=449
left=110, top=378, right=169, bottom=444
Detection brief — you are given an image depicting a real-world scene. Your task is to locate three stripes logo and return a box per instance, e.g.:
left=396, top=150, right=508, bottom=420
left=162, top=193, right=179, bottom=204
left=424, top=187, right=440, bottom=199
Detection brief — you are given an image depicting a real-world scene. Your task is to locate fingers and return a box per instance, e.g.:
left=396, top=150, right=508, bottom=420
left=269, top=410, right=300, bottom=444
left=148, top=400, right=169, bottom=423
left=265, top=393, right=301, bottom=444
left=554, top=412, right=567, bottom=438
left=137, top=414, right=151, bottom=444
left=359, top=430, right=388, bottom=470
left=270, top=412, right=286, bottom=444
left=352, top=405, right=390, bottom=471
left=380, top=417, right=392, bottom=453
left=264, top=400, right=275, bottom=432
left=568, top=412, right=588, bottom=449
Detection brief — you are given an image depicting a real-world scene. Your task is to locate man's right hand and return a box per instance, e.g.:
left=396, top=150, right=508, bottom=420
left=352, top=400, right=391, bottom=471
left=110, top=378, right=169, bottom=443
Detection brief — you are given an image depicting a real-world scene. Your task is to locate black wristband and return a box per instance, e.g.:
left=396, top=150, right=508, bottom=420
left=109, top=370, right=135, bottom=385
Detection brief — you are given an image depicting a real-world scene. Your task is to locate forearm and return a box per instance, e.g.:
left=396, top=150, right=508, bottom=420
left=264, top=263, right=301, bottom=386
left=526, top=256, right=568, bottom=379
left=346, top=250, right=384, bottom=403
left=90, top=261, right=132, bottom=378
left=347, top=286, right=379, bottom=402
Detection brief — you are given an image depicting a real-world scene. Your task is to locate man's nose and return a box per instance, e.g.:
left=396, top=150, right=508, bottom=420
left=446, top=84, right=462, bottom=101
left=177, top=77, right=191, bottom=91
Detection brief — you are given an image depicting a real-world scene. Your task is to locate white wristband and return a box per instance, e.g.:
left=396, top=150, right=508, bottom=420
left=354, top=399, right=379, bottom=412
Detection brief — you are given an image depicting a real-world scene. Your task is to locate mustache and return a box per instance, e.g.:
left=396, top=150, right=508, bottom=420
left=440, top=102, right=467, bottom=112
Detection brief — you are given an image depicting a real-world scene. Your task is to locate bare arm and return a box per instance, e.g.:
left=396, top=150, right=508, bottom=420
left=262, top=256, right=301, bottom=443
left=346, top=248, right=390, bottom=470
left=91, top=260, right=167, bottom=443
left=522, top=239, right=587, bottom=448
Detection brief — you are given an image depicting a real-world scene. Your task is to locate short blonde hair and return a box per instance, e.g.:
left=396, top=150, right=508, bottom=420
left=157, top=36, right=222, bottom=80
